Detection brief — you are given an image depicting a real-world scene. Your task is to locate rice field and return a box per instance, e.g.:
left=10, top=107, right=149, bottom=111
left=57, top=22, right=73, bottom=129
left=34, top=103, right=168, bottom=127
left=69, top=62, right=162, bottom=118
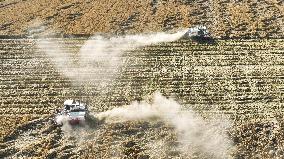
left=1, top=38, right=284, bottom=158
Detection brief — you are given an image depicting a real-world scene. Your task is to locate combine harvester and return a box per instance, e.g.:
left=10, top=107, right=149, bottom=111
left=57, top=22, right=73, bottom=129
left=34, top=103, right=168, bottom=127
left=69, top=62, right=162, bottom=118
left=181, top=25, right=214, bottom=43
left=54, top=99, right=90, bottom=125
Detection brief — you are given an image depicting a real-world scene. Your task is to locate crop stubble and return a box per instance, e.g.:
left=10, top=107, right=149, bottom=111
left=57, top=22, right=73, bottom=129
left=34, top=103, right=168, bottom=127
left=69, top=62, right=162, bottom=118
left=1, top=38, right=284, bottom=158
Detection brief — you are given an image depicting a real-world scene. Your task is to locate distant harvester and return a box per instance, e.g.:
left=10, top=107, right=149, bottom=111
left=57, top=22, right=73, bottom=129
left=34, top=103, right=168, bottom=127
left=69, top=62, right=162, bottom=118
left=181, top=26, right=214, bottom=43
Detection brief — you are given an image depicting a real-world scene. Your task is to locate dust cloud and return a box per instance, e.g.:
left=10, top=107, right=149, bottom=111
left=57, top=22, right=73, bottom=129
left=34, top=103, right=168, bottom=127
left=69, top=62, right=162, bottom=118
left=36, top=29, right=187, bottom=87
left=96, top=92, right=233, bottom=158
left=36, top=29, right=233, bottom=158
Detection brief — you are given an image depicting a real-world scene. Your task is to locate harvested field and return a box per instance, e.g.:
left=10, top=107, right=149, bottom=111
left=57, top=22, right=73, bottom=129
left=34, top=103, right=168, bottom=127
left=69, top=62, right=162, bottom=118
left=1, top=37, right=284, bottom=158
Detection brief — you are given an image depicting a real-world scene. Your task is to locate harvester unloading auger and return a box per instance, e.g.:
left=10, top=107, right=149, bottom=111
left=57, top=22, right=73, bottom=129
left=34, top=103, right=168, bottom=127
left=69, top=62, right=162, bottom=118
left=54, top=99, right=90, bottom=125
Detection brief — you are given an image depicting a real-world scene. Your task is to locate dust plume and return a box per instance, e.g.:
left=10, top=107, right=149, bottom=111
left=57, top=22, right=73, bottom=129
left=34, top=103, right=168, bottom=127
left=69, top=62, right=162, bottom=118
left=36, top=29, right=233, bottom=157
left=96, top=92, right=233, bottom=158
left=36, top=30, right=187, bottom=87
left=54, top=115, right=74, bottom=136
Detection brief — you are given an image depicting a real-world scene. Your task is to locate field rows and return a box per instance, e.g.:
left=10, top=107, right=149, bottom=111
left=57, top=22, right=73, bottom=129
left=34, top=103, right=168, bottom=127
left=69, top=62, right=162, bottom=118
left=1, top=39, right=284, bottom=111
left=2, top=38, right=284, bottom=158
